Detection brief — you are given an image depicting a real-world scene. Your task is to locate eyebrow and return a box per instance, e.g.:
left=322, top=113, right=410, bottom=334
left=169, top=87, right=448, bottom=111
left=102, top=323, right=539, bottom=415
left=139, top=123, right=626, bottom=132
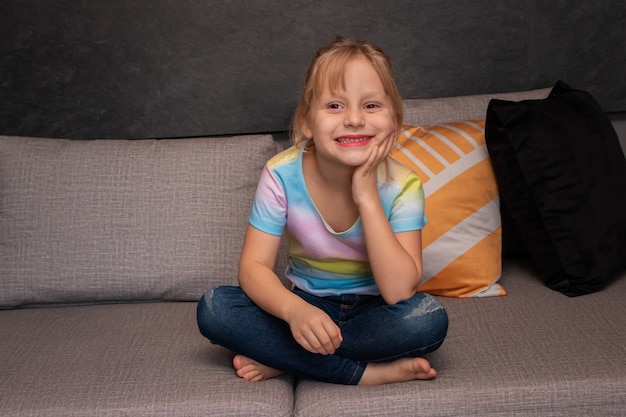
left=320, top=89, right=387, bottom=99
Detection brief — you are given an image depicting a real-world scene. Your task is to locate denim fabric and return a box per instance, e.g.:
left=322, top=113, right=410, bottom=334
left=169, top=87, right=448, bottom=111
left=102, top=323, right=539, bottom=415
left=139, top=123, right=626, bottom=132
left=197, top=286, right=448, bottom=385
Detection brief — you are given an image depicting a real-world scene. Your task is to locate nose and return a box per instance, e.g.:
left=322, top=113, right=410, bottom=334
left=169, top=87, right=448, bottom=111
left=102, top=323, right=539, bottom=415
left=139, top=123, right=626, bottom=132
left=344, top=107, right=364, bottom=127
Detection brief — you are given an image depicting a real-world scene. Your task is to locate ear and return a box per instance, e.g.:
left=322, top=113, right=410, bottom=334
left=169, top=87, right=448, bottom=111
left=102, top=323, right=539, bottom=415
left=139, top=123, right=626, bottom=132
left=301, top=116, right=313, bottom=139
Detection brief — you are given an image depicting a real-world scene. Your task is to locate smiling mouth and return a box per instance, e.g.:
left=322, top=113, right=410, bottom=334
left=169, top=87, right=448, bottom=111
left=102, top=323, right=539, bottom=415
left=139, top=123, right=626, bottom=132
left=335, top=136, right=371, bottom=145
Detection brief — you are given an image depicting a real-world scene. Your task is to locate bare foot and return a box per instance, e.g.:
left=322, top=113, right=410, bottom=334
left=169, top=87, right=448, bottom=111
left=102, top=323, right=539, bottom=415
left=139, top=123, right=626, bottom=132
left=358, top=357, right=437, bottom=385
left=232, top=355, right=283, bottom=382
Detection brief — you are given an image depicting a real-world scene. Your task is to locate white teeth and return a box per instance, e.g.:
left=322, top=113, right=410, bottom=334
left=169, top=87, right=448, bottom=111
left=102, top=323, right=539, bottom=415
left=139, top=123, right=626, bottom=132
left=336, top=137, right=368, bottom=144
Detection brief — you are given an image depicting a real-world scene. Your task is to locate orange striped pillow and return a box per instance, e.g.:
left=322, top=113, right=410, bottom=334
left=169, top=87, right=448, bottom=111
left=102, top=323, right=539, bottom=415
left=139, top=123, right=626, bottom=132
left=391, top=120, right=505, bottom=297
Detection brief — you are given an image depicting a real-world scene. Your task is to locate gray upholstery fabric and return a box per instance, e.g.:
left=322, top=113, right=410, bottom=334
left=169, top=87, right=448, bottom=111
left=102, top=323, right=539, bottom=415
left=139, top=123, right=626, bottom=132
left=294, top=260, right=626, bottom=417
left=0, top=135, right=278, bottom=308
left=2, top=90, right=624, bottom=416
left=3, top=263, right=623, bottom=416
left=402, top=88, right=551, bottom=126
left=0, top=302, right=294, bottom=416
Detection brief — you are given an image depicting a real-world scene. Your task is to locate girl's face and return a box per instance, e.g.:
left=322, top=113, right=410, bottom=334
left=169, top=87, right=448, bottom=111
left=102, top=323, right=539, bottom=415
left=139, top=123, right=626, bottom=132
left=303, top=57, right=396, bottom=168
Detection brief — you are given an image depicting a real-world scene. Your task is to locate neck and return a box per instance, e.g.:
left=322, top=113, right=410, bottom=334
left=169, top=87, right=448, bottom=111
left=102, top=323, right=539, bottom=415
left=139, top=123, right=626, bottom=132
left=309, top=149, right=354, bottom=190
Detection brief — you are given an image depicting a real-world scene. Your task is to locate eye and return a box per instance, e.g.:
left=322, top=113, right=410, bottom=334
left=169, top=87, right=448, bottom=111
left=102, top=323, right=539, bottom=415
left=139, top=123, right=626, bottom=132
left=364, top=102, right=382, bottom=111
left=326, top=102, right=343, bottom=111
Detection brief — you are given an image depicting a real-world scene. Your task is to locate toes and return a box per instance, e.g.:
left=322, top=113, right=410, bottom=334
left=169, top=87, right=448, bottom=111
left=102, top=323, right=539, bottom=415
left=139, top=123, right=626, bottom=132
left=414, top=358, right=437, bottom=380
left=232, top=355, right=245, bottom=370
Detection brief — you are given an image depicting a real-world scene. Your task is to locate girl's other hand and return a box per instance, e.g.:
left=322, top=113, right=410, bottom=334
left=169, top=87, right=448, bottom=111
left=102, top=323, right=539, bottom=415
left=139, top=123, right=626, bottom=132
left=286, top=301, right=343, bottom=355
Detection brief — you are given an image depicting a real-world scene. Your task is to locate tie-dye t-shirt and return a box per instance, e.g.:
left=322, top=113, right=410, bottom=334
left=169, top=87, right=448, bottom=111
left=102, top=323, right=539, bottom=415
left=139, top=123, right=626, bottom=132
left=249, top=145, right=427, bottom=296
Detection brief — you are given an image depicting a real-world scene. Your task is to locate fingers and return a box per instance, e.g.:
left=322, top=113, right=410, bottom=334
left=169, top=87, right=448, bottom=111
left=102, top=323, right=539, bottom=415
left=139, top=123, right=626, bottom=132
left=364, top=134, right=395, bottom=172
left=321, top=320, right=343, bottom=352
left=351, top=135, right=393, bottom=204
left=383, top=131, right=396, bottom=154
left=294, top=319, right=343, bottom=355
left=304, top=323, right=342, bottom=354
left=378, top=132, right=396, bottom=160
left=357, top=144, right=382, bottom=176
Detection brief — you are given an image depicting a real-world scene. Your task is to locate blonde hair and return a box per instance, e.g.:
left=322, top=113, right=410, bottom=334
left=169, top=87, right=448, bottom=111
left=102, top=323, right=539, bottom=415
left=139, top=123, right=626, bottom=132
left=291, top=36, right=404, bottom=147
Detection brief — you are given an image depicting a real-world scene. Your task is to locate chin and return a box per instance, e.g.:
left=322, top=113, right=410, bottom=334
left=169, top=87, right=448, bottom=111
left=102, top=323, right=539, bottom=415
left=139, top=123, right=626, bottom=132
left=342, top=155, right=370, bottom=167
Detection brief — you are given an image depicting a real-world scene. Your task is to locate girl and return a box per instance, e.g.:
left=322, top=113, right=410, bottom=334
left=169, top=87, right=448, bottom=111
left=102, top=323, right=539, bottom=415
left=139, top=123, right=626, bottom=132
left=197, top=37, right=448, bottom=385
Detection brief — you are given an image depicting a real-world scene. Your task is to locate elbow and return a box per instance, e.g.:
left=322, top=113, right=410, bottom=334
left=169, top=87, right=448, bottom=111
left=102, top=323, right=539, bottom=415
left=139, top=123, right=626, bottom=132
left=377, top=265, right=422, bottom=304
left=381, top=286, right=419, bottom=305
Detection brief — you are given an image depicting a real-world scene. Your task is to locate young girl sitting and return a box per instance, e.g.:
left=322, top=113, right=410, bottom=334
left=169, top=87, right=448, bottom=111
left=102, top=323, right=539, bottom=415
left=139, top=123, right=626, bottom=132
left=197, top=36, right=448, bottom=385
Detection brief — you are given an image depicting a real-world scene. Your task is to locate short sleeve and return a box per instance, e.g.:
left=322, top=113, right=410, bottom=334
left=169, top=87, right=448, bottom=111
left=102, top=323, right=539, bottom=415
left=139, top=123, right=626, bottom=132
left=389, top=171, right=428, bottom=233
left=249, top=165, right=287, bottom=236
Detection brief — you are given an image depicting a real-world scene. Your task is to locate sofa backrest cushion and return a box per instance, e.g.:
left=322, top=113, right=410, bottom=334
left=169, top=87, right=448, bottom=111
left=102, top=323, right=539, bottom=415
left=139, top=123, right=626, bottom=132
left=402, top=88, right=552, bottom=127
left=0, top=135, right=278, bottom=308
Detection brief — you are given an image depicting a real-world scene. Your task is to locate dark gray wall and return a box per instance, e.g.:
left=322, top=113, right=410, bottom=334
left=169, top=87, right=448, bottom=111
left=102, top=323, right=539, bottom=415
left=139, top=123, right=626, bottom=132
left=1, top=0, right=625, bottom=139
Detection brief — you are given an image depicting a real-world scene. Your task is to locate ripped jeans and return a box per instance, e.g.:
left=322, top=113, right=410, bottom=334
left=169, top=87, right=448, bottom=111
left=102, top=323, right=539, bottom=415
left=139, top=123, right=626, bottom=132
left=196, top=286, right=448, bottom=385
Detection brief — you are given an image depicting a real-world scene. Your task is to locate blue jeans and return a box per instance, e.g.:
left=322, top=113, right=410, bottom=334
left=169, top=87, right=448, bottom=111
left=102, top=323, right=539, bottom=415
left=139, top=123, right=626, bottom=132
left=196, top=286, right=448, bottom=385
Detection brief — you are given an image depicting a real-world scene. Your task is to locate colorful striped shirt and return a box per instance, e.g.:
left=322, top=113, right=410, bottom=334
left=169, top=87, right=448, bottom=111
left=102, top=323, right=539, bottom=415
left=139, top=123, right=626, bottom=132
left=249, top=145, right=427, bottom=296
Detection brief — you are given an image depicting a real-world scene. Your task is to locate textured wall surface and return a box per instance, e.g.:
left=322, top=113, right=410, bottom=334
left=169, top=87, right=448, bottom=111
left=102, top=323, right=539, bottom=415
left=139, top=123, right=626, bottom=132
left=1, top=0, right=625, bottom=139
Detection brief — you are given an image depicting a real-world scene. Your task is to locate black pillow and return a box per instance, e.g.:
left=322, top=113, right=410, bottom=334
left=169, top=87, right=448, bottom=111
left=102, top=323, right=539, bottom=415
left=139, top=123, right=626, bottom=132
left=485, top=81, right=626, bottom=296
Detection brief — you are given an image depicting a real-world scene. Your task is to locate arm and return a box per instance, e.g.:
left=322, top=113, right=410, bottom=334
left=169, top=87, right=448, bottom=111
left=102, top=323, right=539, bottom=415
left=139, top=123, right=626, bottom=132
left=352, top=137, right=423, bottom=304
left=238, top=225, right=343, bottom=354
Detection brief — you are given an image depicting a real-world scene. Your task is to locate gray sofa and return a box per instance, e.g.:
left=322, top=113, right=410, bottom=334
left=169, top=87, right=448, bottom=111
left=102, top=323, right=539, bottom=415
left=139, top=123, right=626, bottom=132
left=2, top=88, right=626, bottom=417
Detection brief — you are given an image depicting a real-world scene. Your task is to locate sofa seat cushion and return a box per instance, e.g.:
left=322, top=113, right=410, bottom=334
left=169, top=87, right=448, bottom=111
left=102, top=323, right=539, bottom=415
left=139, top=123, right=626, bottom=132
left=293, top=260, right=626, bottom=417
left=0, top=302, right=294, bottom=417
left=0, top=134, right=278, bottom=308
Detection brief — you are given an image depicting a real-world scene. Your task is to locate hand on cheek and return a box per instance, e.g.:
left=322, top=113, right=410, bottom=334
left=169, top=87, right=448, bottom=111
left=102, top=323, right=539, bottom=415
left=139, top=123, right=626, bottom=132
left=352, top=132, right=395, bottom=205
